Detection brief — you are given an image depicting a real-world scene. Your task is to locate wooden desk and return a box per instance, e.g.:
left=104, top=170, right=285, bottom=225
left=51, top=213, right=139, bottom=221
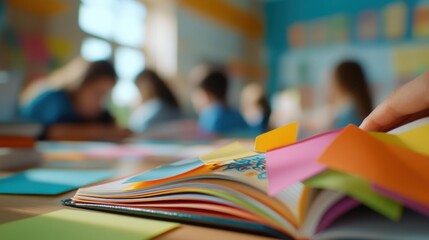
left=0, top=151, right=274, bottom=240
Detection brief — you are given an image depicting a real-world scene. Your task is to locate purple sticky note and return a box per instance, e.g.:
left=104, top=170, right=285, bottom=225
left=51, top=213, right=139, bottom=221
left=316, top=197, right=360, bottom=233
left=373, top=184, right=429, bottom=217
left=267, top=129, right=341, bottom=196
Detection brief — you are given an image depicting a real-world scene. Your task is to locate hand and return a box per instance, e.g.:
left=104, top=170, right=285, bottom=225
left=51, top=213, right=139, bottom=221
left=360, top=71, right=429, bottom=132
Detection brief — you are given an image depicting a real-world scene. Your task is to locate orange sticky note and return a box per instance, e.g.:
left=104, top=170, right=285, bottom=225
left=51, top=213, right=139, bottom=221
left=319, top=125, right=429, bottom=207
left=254, top=122, right=298, bottom=152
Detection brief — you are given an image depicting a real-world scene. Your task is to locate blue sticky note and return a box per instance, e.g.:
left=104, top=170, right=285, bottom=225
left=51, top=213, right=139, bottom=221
left=125, top=158, right=204, bottom=183
left=0, top=169, right=114, bottom=195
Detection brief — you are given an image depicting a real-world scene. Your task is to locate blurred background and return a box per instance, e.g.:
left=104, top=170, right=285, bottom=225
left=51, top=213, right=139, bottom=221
left=0, top=0, right=428, bottom=140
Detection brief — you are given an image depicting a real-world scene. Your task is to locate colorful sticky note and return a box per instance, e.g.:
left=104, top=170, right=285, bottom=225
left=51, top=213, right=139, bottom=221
left=373, top=185, right=429, bottom=217
left=0, top=169, right=113, bottom=195
left=254, top=122, right=298, bottom=152
left=200, top=142, right=257, bottom=164
left=266, top=129, right=341, bottom=196
left=0, top=209, right=180, bottom=240
left=370, top=124, right=429, bottom=156
left=318, top=125, right=429, bottom=207
left=383, top=1, right=407, bottom=39
left=316, top=197, right=360, bottom=233
left=305, top=170, right=402, bottom=220
left=125, top=158, right=205, bottom=183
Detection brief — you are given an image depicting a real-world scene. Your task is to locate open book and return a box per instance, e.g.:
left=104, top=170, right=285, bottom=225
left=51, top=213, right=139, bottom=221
left=64, top=118, right=429, bottom=239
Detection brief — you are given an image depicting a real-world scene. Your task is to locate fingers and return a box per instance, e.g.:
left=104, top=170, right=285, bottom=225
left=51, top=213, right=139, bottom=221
left=361, top=71, right=429, bottom=131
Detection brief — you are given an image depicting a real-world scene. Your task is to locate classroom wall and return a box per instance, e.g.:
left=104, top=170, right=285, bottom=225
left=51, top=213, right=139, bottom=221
left=177, top=0, right=265, bottom=111
left=264, top=0, right=429, bottom=106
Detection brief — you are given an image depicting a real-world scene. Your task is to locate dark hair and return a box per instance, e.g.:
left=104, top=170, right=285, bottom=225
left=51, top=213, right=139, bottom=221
left=80, top=60, right=117, bottom=87
left=334, top=60, right=373, bottom=119
left=199, top=69, right=228, bottom=103
left=136, top=69, right=179, bottom=108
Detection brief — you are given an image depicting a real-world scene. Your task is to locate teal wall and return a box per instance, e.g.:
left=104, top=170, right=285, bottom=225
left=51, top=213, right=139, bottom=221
left=264, top=0, right=423, bottom=97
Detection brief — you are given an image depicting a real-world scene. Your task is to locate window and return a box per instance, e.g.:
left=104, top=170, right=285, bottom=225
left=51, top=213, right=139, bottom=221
left=78, top=0, right=147, bottom=106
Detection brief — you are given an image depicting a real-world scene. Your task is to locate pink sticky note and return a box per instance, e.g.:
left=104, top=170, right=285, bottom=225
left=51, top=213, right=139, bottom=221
left=373, top=184, right=429, bottom=217
left=267, top=129, right=342, bottom=196
left=316, top=197, right=360, bottom=233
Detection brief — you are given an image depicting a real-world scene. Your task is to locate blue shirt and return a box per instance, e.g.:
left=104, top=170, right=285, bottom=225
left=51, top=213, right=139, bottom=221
left=198, top=104, right=248, bottom=134
left=22, top=89, right=112, bottom=126
left=334, top=105, right=363, bottom=128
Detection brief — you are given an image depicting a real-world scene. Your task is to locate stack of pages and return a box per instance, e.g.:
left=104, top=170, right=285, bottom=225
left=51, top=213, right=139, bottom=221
left=64, top=118, right=429, bottom=239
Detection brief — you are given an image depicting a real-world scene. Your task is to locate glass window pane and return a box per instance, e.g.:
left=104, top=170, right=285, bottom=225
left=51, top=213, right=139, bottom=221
left=114, top=47, right=145, bottom=80
left=79, top=3, right=114, bottom=39
left=81, top=38, right=112, bottom=61
left=114, top=0, right=146, bottom=47
left=81, top=0, right=116, bottom=7
left=112, top=80, right=140, bottom=106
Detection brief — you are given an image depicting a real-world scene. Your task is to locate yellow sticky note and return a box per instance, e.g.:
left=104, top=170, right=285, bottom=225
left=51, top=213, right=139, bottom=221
left=254, top=122, right=298, bottom=152
left=200, top=142, right=257, bottom=164
left=0, top=209, right=180, bottom=240
left=370, top=124, right=429, bottom=156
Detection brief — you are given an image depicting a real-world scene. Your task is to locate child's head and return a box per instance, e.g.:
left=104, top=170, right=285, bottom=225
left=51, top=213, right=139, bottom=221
left=329, top=60, right=373, bottom=118
left=191, top=67, right=228, bottom=113
left=240, top=83, right=271, bottom=126
left=73, top=60, right=117, bottom=120
left=135, top=69, right=179, bottom=108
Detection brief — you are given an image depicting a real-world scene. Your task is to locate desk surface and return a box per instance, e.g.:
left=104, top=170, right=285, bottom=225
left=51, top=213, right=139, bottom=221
left=0, top=148, right=274, bottom=240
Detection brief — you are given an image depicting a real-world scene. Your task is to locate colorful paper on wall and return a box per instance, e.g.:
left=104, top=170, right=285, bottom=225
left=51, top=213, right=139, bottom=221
left=19, top=33, right=50, bottom=63
left=305, top=170, right=402, bottom=220
left=0, top=169, right=113, bottom=195
left=254, top=122, right=298, bottom=152
left=318, top=125, right=429, bottom=207
left=46, top=36, right=72, bottom=61
left=413, top=3, right=429, bottom=38
left=357, top=9, right=378, bottom=41
left=266, top=129, right=341, bottom=196
left=0, top=209, right=180, bottom=240
left=200, top=142, right=257, bottom=164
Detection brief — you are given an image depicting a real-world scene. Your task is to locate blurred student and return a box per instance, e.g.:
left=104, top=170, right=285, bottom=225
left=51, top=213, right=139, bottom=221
left=328, top=60, right=373, bottom=128
left=361, top=70, right=429, bottom=132
left=129, top=69, right=182, bottom=133
left=191, top=67, right=248, bottom=134
left=22, top=60, right=130, bottom=141
left=240, top=83, right=271, bottom=134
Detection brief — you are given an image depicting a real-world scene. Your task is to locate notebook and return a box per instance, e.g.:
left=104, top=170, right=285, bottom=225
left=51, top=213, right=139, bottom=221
left=63, top=119, right=429, bottom=239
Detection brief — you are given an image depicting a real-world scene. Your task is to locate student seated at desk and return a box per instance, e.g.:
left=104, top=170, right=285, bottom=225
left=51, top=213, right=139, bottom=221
left=129, top=69, right=182, bottom=133
left=191, top=67, right=248, bottom=134
left=22, top=60, right=130, bottom=141
left=240, top=83, right=271, bottom=135
left=328, top=60, right=373, bottom=128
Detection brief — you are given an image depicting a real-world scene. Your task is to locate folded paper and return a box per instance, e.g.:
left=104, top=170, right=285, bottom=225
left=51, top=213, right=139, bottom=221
left=0, top=209, right=179, bottom=240
left=255, top=122, right=298, bottom=152
left=267, top=129, right=341, bottom=196
left=319, top=125, right=429, bottom=207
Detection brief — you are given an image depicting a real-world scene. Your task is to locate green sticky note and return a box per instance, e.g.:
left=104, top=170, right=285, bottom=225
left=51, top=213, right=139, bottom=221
left=0, top=209, right=180, bottom=240
left=304, top=170, right=403, bottom=220
left=0, top=169, right=114, bottom=195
